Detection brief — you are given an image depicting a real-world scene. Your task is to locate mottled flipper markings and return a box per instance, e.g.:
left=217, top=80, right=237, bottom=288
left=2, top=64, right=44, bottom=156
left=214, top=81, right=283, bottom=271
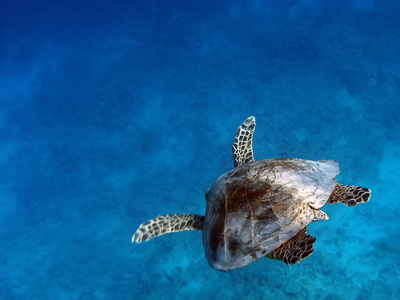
left=328, top=184, right=371, bottom=207
left=266, top=228, right=316, bottom=265
left=232, top=116, right=256, bottom=167
left=132, top=213, right=205, bottom=243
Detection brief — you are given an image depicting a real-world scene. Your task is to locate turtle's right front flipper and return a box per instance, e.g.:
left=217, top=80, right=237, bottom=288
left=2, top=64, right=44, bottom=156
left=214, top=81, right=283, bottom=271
left=132, top=213, right=205, bottom=243
left=266, top=227, right=316, bottom=265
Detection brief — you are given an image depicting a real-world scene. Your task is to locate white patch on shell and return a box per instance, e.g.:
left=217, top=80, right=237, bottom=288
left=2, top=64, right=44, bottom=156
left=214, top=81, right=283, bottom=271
left=260, top=159, right=339, bottom=210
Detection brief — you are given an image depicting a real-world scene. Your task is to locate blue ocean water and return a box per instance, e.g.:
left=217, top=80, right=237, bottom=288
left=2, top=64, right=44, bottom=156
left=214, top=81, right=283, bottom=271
left=1, top=0, right=399, bottom=299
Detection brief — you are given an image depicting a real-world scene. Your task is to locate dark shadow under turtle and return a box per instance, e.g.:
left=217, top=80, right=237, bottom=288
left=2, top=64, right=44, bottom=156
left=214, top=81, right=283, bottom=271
left=132, top=116, right=371, bottom=271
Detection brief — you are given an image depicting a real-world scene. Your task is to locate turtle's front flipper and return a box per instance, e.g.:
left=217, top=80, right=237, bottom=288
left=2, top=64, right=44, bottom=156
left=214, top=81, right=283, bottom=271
left=232, top=116, right=256, bottom=167
left=266, top=228, right=316, bottom=265
left=132, top=213, right=205, bottom=243
left=328, top=184, right=371, bottom=207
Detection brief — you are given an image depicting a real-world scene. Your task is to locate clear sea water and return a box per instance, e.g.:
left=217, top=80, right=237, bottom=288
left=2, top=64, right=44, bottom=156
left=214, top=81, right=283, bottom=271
left=1, top=1, right=399, bottom=299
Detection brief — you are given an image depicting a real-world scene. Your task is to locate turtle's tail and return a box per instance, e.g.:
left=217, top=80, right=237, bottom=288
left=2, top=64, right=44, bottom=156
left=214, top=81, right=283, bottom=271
left=132, top=213, right=205, bottom=243
left=328, top=184, right=371, bottom=207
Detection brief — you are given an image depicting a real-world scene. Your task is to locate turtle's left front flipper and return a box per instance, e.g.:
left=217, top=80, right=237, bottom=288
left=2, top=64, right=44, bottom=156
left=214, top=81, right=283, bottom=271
left=266, top=228, right=316, bottom=265
left=132, top=213, right=205, bottom=243
left=328, top=184, right=371, bottom=207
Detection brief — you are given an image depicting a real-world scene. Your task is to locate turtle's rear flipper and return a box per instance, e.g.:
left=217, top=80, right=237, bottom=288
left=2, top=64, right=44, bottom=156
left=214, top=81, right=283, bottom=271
left=266, top=228, right=316, bottom=265
left=328, top=184, right=371, bottom=207
left=232, top=116, right=256, bottom=167
left=132, top=213, right=205, bottom=243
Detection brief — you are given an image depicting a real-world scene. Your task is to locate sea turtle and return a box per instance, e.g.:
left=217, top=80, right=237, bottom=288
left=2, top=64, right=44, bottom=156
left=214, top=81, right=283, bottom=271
left=132, top=116, right=371, bottom=271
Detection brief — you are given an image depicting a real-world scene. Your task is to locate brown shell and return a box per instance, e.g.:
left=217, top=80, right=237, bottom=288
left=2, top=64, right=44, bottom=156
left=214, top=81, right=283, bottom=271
left=202, top=158, right=339, bottom=271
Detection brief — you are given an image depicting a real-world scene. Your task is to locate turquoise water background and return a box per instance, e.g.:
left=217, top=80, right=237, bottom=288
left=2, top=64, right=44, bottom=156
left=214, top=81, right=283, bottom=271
left=1, top=1, right=399, bottom=299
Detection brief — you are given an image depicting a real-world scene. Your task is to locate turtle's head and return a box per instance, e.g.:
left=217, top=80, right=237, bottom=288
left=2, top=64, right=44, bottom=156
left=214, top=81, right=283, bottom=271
left=312, top=210, right=329, bottom=221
